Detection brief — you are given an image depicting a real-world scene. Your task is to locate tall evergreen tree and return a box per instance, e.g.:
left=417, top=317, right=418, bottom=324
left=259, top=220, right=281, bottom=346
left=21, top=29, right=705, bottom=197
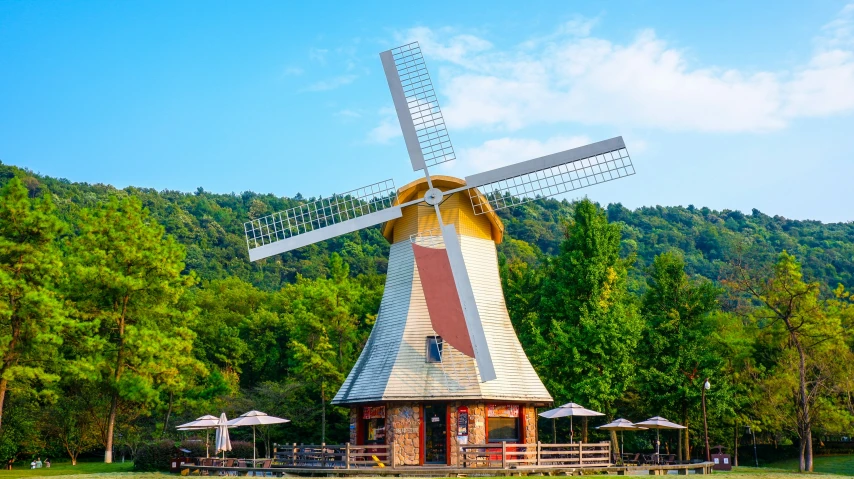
left=637, top=251, right=725, bottom=460
left=65, top=196, right=199, bottom=463
left=532, top=200, right=642, bottom=444
left=0, top=177, right=66, bottom=430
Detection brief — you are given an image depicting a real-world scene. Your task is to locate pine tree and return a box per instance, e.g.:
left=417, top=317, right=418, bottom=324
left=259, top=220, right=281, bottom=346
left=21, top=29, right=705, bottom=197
left=0, top=177, right=66, bottom=430
left=533, top=200, right=642, bottom=444
left=65, top=196, right=198, bottom=463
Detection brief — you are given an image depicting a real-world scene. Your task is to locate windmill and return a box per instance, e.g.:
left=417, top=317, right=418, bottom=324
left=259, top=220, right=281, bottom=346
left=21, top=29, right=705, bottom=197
left=244, top=41, right=635, bottom=385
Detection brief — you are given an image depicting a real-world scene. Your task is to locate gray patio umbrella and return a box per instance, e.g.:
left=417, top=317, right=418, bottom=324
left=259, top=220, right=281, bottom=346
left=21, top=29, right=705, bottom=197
left=227, top=410, right=290, bottom=465
left=634, top=416, right=686, bottom=459
left=596, top=418, right=647, bottom=456
left=539, top=403, right=604, bottom=443
left=215, top=413, right=232, bottom=459
left=177, top=415, right=220, bottom=458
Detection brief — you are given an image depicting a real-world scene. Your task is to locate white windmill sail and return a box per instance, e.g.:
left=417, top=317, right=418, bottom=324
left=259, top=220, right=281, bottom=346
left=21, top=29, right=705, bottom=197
left=243, top=40, right=637, bottom=386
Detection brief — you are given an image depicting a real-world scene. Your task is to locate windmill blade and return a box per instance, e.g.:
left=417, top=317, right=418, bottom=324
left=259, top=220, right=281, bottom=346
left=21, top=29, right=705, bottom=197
left=380, top=42, right=456, bottom=171
left=440, top=224, right=497, bottom=382
left=244, top=179, right=401, bottom=261
left=465, top=136, right=635, bottom=214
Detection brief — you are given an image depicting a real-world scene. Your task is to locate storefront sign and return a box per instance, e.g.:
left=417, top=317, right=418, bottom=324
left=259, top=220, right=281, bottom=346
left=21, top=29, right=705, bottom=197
left=487, top=404, right=519, bottom=418
left=457, top=406, right=469, bottom=436
left=362, top=406, right=386, bottom=419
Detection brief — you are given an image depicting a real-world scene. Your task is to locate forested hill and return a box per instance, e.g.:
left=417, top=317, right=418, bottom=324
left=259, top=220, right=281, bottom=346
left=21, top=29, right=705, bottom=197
left=2, top=161, right=852, bottom=291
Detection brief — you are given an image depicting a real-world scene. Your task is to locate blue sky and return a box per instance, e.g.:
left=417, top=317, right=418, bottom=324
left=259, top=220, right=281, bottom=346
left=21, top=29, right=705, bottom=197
left=2, top=1, right=853, bottom=222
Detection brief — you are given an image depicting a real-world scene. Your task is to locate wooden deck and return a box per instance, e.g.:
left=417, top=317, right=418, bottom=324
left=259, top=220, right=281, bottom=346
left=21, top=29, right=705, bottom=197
left=182, top=461, right=715, bottom=476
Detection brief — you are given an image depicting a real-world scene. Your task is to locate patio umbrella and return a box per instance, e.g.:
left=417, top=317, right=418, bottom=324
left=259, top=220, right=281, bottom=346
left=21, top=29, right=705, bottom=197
left=177, top=415, right=220, bottom=457
left=227, top=410, right=290, bottom=465
left=596, top=418, right=647, bottom=456
left=538, top=403, right=604, bottom=443
left=634, top=416, right=686, bottom=459
left=215, top=413, right=232, bottom=459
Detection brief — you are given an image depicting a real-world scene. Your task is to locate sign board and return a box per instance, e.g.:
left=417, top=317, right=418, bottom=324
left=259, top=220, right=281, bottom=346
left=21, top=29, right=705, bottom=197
left=363, top=406, right=386, bottom=419
left=457, top=406, right=469, bottom=436
left=487, top=404, right=519, bottom=417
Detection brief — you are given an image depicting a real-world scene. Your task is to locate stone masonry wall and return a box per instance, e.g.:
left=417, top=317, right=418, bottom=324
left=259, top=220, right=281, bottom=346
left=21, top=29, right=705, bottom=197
left=387, top=403, right=421, bottom=466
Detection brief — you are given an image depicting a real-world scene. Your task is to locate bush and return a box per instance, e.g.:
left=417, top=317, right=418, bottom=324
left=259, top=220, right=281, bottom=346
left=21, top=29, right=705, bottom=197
left=134, top=440, right=176, bottom=471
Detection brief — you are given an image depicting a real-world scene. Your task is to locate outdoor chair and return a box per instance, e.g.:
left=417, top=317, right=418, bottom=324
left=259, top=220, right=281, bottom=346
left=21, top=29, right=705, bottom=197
left=663, top=454, right=676, bottom=465
left=625, top=453, right=640, bottom=465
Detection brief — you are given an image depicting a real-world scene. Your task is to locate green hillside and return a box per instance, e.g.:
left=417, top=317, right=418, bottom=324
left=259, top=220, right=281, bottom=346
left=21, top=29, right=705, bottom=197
left=4, top=161, right=850, bottom=292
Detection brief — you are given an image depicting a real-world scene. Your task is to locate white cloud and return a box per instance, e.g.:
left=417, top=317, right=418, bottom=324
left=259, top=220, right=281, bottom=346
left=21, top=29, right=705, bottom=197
left=336, top=109, right=362, bottom=119
left=367, top=108, right=401, bottom=144
left=458, top=135, right=592, bottom=172
left=386, top=4, right=854, bottom=134
left=282, top=66, right=304, bottom=76
left=302, top=74, right=357, bottom=92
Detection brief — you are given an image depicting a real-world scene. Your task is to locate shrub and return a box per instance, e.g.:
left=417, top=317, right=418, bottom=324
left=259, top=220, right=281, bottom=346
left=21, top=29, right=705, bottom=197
left=134, top=440, right=176, bottom=471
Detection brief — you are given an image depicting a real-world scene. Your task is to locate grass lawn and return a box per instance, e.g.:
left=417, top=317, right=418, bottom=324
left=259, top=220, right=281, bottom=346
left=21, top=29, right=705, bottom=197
left=0, top=460, right=147, bottom=478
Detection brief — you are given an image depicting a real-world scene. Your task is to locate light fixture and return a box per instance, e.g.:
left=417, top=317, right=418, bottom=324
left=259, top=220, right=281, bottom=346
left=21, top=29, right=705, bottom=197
left=704, top=379, right=711, bottom=390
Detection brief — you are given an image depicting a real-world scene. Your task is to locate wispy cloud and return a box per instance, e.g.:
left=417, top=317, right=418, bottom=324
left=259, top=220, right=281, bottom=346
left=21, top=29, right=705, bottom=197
left=367, top=107, right=401, bottom=144
left=282, top=66, right=304, bottom=76
left=388, top=5, right=854, bottom=134
left=335, top=109, right=362, bottom=119
left=302, top=74, right=357, bottom=92
left=458, top=135, right=592, bottom=171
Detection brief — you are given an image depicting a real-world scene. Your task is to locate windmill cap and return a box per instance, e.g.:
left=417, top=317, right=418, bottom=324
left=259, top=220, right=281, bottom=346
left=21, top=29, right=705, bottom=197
left=382, top=176, right=504, bottom=244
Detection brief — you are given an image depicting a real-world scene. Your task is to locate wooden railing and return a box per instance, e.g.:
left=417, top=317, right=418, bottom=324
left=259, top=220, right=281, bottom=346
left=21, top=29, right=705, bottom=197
left=460, top=442, right=611, bottom=468
left=274, top=443, right=395, bottom=469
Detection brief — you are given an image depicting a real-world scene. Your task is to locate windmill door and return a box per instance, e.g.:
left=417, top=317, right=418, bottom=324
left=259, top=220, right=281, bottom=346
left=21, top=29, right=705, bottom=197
left=423, top=404, right=448, bottom=464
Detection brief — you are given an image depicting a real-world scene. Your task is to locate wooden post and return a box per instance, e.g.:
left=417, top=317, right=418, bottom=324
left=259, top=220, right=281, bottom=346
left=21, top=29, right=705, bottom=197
left=501, top=442, right=507, bottom=469
left=321, top=442, right=326, bottom=468
left=390, top=442, right=397, bottom=469
left=292, top=443, right=297, bottom=467
left=536, top=441, right=541, bottom=466
left=346, top=443, right=351, bottom=470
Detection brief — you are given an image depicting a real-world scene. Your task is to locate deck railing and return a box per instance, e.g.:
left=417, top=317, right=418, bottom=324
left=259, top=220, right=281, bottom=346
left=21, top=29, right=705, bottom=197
left=274, top=443, right=395, bottom=469
left=460, top=441, right=611, bottom=468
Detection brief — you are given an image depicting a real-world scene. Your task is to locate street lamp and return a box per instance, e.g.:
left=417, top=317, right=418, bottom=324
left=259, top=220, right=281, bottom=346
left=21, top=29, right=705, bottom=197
left=702, top=378, right=711, bottom=462
left=746, top=426, right=758, bottom=467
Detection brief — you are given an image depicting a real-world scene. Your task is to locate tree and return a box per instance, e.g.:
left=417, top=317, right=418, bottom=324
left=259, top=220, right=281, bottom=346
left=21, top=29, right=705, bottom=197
left=532, top=200, right=642, bottom=445
left=43, top=385, right=103, bottom=465
left=65, top=196, right=199, bottom=463
left=636, top=251, right=726, bottom=460
left=727, top=251, right=848, bottom=472
left=0, top=178, right=66, bottom=430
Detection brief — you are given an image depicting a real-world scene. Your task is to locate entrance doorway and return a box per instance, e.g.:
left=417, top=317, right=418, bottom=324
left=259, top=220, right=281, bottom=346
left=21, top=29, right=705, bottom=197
left=423, top=403, right=447, bottom=464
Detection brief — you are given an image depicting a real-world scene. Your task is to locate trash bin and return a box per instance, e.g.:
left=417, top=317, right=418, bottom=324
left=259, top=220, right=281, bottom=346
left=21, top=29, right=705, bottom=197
left=171, top=447, right=193, bottom=473
left=711, top=445, right=732, bottom=471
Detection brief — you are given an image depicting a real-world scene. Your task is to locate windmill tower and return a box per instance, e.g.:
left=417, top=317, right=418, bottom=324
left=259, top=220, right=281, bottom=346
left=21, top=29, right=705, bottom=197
left=243, top=42, right=636, bottom=466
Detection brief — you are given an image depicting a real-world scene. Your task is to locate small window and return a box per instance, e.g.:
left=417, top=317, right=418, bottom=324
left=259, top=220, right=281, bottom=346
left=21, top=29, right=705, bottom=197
left=488, top=417, right=519, bottom=442
left=426, top=336, right=443, bottom=363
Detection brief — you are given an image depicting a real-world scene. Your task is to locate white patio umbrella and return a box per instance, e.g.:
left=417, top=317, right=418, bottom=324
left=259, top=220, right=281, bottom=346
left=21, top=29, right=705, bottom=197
left=227, top=410, right=290, bottom=465
left=177, top=415, right=220, bottom=458
left=215, top=413, right=232, bottom=459
left=596, top=418, right=647, bottom=456
left=539, top=403, right=604, bottom=443
left=634, top=416, right=686, bottom=460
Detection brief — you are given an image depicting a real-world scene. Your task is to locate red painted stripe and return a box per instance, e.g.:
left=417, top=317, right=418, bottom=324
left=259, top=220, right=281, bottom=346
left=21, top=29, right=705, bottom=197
left=411, top=244, right=474, bottom=357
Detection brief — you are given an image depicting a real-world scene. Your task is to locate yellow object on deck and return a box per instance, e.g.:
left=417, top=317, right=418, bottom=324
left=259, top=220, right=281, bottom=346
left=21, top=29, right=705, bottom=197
left=371, top=455, right=386, bottom=468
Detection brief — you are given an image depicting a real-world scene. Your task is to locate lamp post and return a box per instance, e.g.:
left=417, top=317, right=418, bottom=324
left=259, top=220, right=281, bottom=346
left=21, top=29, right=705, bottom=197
left=747, top=426, right=758, bottom=467
left=702, top=378, right=711, bottom=462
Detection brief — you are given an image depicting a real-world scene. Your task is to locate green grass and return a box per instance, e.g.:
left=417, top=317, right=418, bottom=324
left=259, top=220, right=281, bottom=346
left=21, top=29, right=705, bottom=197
left=0, top=460, right=142, bottom=478
left=764, top=455, right=854, bottom=476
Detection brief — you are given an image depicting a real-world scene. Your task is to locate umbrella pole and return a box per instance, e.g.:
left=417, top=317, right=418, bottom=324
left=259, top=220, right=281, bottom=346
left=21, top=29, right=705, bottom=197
left=621, top=430, right=624, bottom=456
left=570, top=416, right=574, bottom=444
left=206, top=430, right=210, bottom=458
left=656, top=429, right=660, bottom=461
left=253, top=425, right=257, bottom=466
left=553, top=418, right=556, bottom=444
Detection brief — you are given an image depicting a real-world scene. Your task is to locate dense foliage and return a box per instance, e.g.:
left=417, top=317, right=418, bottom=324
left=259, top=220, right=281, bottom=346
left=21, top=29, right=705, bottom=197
left=0, top=161, right=852, bottom=472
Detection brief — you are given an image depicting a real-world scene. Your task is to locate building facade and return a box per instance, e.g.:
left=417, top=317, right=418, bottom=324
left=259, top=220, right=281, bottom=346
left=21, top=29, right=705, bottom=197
left=331, top=176, right=552, bottom=466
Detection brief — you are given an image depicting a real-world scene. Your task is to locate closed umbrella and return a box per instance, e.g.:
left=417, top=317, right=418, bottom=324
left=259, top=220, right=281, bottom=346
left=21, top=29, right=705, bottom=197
left=227, top=411, right=290, bottom=466
left=215, top=413, right=232, bottom=460
left=177, top=415, right=220, bottom=458
left=634, top=416, right=686, bottom=461
left=538, top=403, right=604, bottom=443
left=596, top=418, right=647, bottom=457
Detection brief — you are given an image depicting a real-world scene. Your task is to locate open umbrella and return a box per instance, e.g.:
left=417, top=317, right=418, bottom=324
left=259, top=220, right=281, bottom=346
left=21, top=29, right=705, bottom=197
left=215, top=413, right=232, bottom=460
left=596, top=418, right=647, bottom=457
left=177, top=415, right=220, bottom=458
left=634, top=416, right=686, bottom=461
left=227, top=411, right=290, bottom=466
left=539, top=403, right=604, bottom=443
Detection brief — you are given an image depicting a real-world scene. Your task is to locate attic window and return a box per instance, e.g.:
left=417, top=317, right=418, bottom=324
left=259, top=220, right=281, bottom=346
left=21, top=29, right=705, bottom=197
left=426, top=336, right=443, bottom=363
